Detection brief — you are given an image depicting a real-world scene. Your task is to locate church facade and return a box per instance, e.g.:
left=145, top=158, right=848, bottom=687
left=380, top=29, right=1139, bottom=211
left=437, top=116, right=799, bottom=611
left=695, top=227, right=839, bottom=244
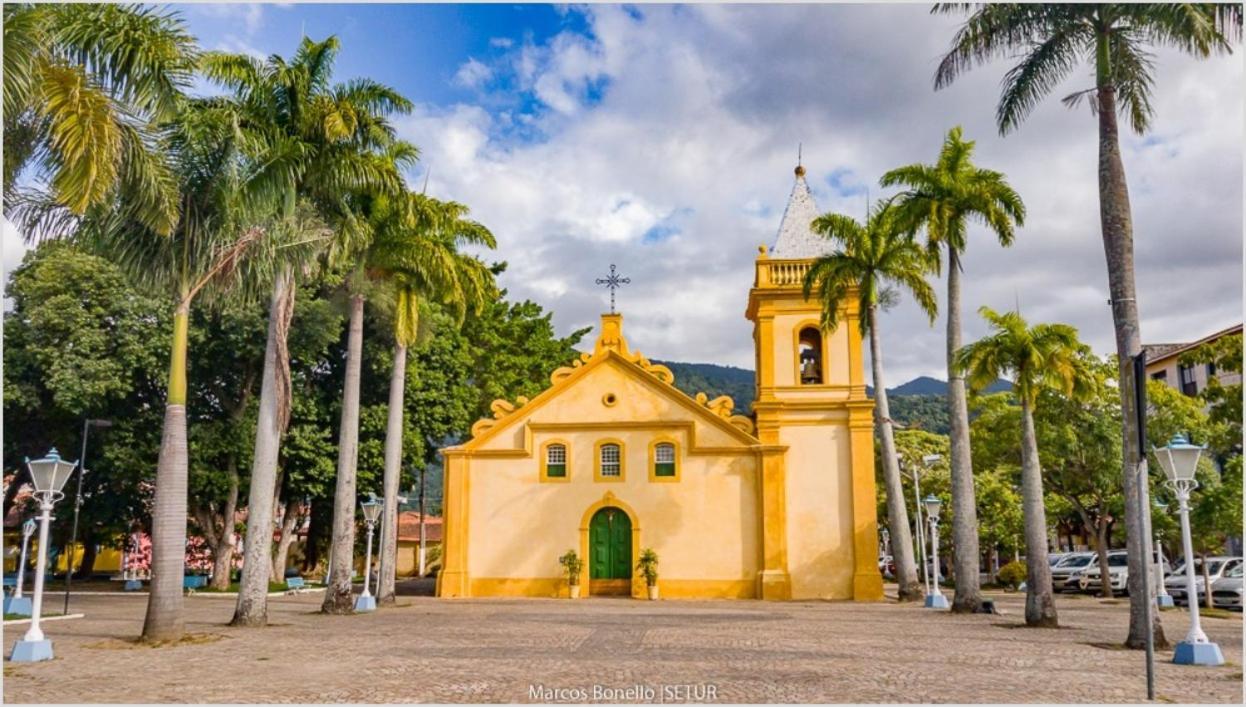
left=437, top=165, right=884, bottom=601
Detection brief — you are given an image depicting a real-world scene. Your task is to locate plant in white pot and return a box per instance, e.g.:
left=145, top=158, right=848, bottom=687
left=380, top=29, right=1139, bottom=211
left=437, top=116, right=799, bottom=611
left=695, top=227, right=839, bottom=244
left=559, top=549, right=583, bottom=599
left=637, top=548, right=659, bottom=600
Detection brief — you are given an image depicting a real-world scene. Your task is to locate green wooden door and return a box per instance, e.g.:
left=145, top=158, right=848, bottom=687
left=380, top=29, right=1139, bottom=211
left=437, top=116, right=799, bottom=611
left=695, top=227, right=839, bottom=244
left=589, top=507, right=632, bottom=580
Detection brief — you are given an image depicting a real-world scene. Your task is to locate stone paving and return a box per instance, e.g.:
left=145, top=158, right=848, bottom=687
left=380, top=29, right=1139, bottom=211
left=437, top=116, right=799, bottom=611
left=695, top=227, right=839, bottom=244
left=2, top=586, right=1242, bottom=703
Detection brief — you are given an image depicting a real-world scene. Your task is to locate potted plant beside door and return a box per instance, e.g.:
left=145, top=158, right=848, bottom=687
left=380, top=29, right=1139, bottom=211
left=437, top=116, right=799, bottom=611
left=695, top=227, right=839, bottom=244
left=559, top=549, right=583, bottom=599
left=637, top=548, right=660, bottom=600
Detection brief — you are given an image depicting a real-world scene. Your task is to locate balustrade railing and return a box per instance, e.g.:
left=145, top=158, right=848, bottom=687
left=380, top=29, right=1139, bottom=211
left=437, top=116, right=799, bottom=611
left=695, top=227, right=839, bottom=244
left=756, top=259, right=813, bottom=287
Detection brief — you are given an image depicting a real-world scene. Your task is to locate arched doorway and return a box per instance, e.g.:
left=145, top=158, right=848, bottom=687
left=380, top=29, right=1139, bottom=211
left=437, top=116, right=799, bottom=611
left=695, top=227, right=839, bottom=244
left=589, top=507, right=632, bottom=595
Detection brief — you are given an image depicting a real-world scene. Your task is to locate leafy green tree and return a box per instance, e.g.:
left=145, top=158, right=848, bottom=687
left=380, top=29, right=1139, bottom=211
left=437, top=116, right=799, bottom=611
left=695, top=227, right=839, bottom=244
left=1031, top=358, right=1126, bottom=599
left=802, top=200, right=938, bottom=602
left=956, top=307, right=1095, bottom=626
left=966, top=393, right=1027, bottom=579
left=3, top=3, right=195, bottom=235
left=3, top=242, right=168, bottom=569
left=931, top=0, right=1240, bottom=649
left=881, top=127, right=1026, bottom=612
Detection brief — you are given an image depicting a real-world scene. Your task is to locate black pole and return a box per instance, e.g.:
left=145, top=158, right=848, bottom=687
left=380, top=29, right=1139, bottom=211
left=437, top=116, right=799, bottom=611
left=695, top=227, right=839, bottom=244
left=65, top=419, right=110, bottom=614
left=419, top=465, right=426, bottom=576
left=1134, top=352, right=1154, bottom=701
left=64, top=419, right=89, bottom=614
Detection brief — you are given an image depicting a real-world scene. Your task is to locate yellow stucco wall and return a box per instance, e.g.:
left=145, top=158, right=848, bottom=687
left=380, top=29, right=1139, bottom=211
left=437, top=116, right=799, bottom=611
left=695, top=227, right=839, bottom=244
left=780, top=421, right=855, bottom=598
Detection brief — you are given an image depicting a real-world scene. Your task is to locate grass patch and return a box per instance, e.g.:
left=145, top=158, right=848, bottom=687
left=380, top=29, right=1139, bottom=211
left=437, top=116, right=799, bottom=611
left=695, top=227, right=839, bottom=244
left=1198, top=607, right=1240, bottom=620
left=5, top=611, right=64, bottom=621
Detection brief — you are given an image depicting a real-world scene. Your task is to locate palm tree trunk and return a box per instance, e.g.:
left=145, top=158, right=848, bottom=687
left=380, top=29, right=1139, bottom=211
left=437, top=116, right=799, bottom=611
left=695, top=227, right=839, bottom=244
left=945, top=248, right=982, bottom=612
left=868, top=306, right=920, bottom=601
left=377, top=342, right=407, bottom=605
left=233, top=267, right=295, bottom=626
left=322, top=292, right=365, bottom=614
left=141, top=304, right=190, bottom=642
left=1020, top=399, right=1058, bottom=627
left=1095, top=78, right=1166, bottom=649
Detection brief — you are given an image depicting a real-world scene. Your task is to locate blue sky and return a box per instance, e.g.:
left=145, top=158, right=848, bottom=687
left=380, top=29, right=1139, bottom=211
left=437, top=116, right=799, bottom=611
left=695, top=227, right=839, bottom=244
left=5, top=3, right=1242, bottom=380
left=183, top=3, right=592, bottom=143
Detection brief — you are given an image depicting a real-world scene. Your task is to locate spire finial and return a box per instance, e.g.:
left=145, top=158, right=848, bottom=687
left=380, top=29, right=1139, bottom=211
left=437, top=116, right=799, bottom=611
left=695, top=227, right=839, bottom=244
left=795, top=143, right=805, bottom=177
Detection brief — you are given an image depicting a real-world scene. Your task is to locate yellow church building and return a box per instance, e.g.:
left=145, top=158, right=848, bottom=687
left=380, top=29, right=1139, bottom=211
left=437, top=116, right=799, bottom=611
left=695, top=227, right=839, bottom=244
left=437, top=164, right=884, bottom=601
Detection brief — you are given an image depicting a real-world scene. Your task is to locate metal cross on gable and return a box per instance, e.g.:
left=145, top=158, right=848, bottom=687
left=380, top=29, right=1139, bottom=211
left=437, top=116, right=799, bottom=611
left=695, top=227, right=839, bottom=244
left=595, top=264, right=630, bottom=314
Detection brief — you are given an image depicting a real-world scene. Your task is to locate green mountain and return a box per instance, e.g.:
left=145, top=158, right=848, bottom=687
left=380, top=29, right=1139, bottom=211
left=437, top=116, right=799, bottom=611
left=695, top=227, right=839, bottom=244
left=654, top=360, right=756, bottom=415
left=656, top=361, right=1011, bottom=435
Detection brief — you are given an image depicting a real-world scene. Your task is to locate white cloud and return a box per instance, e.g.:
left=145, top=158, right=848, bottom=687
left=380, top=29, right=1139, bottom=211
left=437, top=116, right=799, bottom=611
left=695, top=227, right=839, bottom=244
left=191, top=3, right=266, bottom=36
left=394, top=4, right=1241, bottom=381
left=454, top=58, right=493, bottom=90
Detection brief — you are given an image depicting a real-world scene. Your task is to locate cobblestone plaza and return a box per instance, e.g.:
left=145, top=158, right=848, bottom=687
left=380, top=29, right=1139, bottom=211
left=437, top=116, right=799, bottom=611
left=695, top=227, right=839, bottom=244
left=3, top=588, right=1242, bottom=703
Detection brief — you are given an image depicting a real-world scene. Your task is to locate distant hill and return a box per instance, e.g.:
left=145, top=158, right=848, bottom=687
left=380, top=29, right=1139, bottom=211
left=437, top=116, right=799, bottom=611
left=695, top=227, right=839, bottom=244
left=887, top=375, right=1012, bottom=396
left=654, top=360, right=756, bottom=415
left=655, top=362, right=1011, bottom=435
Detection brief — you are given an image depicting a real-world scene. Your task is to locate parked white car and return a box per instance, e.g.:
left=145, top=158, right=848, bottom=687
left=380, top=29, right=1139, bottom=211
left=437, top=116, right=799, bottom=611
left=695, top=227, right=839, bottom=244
left=1050, top=552, right=1096, bottom=591
left=1075, top=551, right=1131, bottom=593
left=1211, top=562, right=1243, bottom=611
left=1166, top=557, right=1243, bottom=606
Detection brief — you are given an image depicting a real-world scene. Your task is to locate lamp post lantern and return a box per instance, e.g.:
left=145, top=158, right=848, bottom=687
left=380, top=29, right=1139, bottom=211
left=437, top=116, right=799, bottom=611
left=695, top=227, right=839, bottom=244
left=10, top=449, right=77, bottom=662
left=355, top=496, right=382, bottom=612
left=1153, top=499, right=1174, bottom=609
left=923, top=494, right=949, bottom=609
left=1154, top=434, right=1223, bottom=666
left=6, top=520, right=38, bottom=616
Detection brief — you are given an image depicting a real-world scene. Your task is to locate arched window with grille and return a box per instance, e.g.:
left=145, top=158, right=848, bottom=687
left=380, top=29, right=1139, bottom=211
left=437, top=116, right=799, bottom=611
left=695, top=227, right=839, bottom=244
left=651, top=440, right=679, bottom=481
left=595, top=440, right=624, bottom=481
left=540, top=441, right=570, bottom=482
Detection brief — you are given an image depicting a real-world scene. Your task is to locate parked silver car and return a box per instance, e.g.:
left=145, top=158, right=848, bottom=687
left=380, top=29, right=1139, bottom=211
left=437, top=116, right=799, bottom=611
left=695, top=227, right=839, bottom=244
left=1167, top=557, right=1243, bottom=606
left=1211, top=562, right=1243, bottom=611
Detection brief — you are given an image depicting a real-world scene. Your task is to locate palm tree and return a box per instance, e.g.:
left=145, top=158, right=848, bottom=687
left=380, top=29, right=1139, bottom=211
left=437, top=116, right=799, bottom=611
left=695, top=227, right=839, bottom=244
left=802, top=200, right=937, bottom=602
left=956, top=307, right=1096, bottom=627
left=369, top=193, right=496, bottom=604
left=881, top=126, right=1025, bottom=613
left=3, top=3, right=195, bottom=236
left=67, top=100, right=274, bottom=642
left=930, top=0, right=1240, bottom=648
left=202, top=36, right=414, bottom=625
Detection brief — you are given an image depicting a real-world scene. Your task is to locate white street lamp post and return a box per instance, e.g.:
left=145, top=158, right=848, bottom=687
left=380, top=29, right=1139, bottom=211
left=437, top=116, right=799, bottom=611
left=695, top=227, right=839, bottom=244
left=923, top=494, right=949, bottom=609
left=6, top=520, right=37, bottom=616
left=355, top=496, right=382, bottom=612
left=1154, top=434, right=1223, bottom=666
left=10, top=449, right=78, bottom=662
left=1154, top=500, right=1173, bottom=609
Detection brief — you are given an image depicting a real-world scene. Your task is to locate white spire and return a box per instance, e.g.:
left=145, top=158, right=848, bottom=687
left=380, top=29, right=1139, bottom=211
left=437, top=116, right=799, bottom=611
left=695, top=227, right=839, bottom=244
left=770, top=163, right=828, bottom=259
